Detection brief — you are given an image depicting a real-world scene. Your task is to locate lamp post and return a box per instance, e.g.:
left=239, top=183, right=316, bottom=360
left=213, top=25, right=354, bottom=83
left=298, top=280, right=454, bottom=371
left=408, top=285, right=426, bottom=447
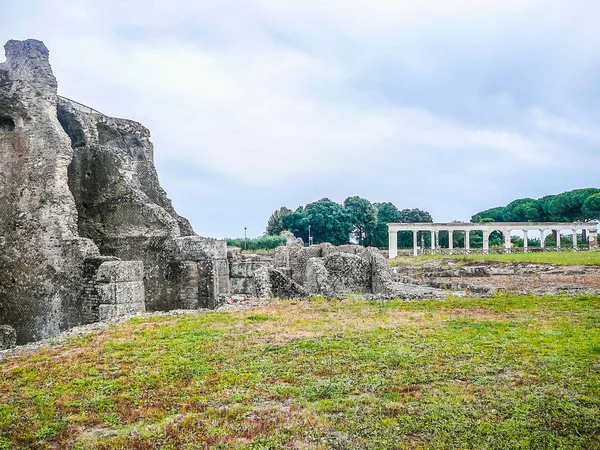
left=244, top=227, right=247, bottom=251
left=308, top=225, right=311, bottom=246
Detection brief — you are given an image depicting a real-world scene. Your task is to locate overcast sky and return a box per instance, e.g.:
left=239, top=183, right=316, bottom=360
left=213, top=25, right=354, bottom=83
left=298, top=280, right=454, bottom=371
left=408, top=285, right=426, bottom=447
left=2, top=0, right=599, bottom=238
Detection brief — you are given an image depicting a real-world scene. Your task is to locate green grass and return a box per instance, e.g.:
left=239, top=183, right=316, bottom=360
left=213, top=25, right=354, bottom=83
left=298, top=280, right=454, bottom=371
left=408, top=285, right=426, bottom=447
left=390, top=250, right=600, bottom=267
left=1, top=295, right=600, bottom=449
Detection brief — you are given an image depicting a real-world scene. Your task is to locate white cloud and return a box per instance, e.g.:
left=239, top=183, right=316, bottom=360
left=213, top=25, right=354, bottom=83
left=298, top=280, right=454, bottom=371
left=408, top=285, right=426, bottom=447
left=2, top=0, right=599, bottom=235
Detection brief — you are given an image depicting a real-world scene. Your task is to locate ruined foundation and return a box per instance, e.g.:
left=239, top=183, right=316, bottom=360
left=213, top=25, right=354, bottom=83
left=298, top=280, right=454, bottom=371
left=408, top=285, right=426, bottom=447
left=227, top=241, right=447, bottom=300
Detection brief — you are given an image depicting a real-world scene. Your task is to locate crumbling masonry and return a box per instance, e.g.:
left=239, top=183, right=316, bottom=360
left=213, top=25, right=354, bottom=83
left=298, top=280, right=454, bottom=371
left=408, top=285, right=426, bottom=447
left=0, top=40, right=228, bottom=344
left=0, top=39, right=442, bottom=347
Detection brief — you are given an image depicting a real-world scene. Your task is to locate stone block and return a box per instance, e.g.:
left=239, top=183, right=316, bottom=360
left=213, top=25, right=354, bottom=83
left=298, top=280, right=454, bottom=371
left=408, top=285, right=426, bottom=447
left=96, top=261, right=144, bottom=283
left=97, top=281, right=145, bottom=306
left=229, top=277, right=254, bottom=295
left=0, top=325, right=17, bottom=350
left=98, top=304, right=116, bottom=321
left=173, top=236, right=227, bottom=261
left=323, top=252, right=371, bottom=294
left=304, top=257, right=333, bottom=296
left=230, top=258, right=272, bottom=278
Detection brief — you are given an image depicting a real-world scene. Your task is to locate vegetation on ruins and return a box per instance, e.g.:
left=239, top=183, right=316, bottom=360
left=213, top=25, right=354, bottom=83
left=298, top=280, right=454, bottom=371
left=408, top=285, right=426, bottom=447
left=472, top=188, right=600, bottom=223
left=266, top=197, right=432, bottom=248
left=1, top=294, right=599, bottom=448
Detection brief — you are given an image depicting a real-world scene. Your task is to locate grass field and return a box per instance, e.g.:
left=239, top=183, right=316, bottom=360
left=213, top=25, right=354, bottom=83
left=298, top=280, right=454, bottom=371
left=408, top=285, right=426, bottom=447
left=390, top=250, right=600, bottom=267
left=1, top=295, right=600, bottom=449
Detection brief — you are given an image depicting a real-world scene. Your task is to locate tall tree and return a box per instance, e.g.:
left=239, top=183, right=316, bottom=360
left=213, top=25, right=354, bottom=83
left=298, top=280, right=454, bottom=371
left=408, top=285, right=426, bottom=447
left=502, top=198, right=539, bottom=222
left=396, top=209, right=433, bottom=248
left=398, top=208, right=433, bottom=223
left=472, top=188, right=600, bottom=224
left=304, top=198, right=353, bottom=245
left=265, top=206, right=292, bottom=235
left=281, top=207, right=309, bottom=242
left=343, top=196, right=377, bottom=246
left=471, top=206, right=505, bottom=223
left=582, top=193, right=600, bottom=220
left=369, top=202, right=402, bottom=248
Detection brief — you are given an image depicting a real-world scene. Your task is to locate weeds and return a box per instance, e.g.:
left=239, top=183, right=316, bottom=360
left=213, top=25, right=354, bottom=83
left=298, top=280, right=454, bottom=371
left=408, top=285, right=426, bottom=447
left=1, top=295, right=599, bottom=448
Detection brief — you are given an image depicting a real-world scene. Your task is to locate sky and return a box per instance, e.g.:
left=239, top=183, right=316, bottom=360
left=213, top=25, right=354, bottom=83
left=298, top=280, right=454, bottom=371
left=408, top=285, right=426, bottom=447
left=2, top=0, right=599, bottom=238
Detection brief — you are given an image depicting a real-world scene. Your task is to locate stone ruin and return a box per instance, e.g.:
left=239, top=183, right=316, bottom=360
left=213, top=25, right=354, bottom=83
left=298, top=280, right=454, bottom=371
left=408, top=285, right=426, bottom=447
left=0, top=39, right=229, bottom=345
left=0, top=39, right=440, bottom=348
left=227, top=241, right=444, bottom=300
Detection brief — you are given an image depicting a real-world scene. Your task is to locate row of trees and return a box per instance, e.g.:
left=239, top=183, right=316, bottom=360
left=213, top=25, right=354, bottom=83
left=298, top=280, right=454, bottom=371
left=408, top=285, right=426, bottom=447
left=225, top=235, right=287, bottom=251
left=265, top=197, right=432, bottom=248
left=471, top=188, right=600, bottom=223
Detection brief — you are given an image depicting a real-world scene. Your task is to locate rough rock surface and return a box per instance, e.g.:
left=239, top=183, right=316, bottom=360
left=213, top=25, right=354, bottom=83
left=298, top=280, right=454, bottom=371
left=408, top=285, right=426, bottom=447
left=253, top=266, right=307, bottom=299
left=322, top=253, right=371, bottom=294
left=0, top=39, right=228, bottom=344
left=0, top=325, right=17, bottom=349
left=0, top=40, right=102, bottom=343
left=248, top=240, right=448, bottom=300
left=57, top=95, right=203, bottom=311
left=227, top=247, right=273, bottom=296
left=304, top=257, right=333, bottom=296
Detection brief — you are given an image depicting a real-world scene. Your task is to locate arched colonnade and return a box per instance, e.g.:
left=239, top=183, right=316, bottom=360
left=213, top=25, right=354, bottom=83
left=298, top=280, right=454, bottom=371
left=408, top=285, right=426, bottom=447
left=387, top=222, right=599, bottom=258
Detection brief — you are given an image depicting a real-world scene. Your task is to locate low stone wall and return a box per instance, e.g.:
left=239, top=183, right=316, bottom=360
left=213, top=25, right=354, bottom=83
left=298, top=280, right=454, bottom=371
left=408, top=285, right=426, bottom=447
left=95, top=261, right=145, bottom=321
left=227, top=248, right=274, bottom=296
left=240, top=242, right=403, bottom=299
left=273, top=243, right=365, bottom=286
left=168, top=237, right=230, bottom=309
left=81, top=256, right=119, bottom=323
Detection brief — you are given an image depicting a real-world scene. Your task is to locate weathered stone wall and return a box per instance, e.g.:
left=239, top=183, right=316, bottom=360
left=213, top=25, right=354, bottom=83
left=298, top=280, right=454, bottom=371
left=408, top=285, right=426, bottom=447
left=227, top=247, right=273, bottom=296
left=0, top=39, right=230, bottom=344
left=95, top=261, right=145, bottom=320
left=304, top=258, right=333, bottom=296
left=81, top=256, right=119, bottom=323
left=0, top=40, right=102, bottom=343
left=272, top=243, right=365, bottom=286
left=322, top=253, right=372, bottom=294
left=168, top=237, right=229, bottom=309
left=250, top=241, right=400, bottom=298
left=0, top=325, right=17, bottom=350
left=56, top=93, right=231, bottom=312
left=253, top=266, right=307, bottom=299
left=57, top=98, right=202, bottom=311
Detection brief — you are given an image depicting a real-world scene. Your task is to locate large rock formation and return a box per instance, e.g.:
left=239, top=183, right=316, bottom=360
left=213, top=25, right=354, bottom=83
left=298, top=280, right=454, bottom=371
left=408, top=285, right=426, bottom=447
left=57, top=96, right=196, bottom=311
left=0, top=40, right=104, bottom=343
left=0, top=39, right=228, bottom=344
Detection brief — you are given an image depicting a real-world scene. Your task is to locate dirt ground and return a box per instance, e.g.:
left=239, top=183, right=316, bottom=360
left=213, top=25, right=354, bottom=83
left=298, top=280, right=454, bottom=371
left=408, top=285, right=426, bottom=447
left=449, top=272, right=600, bottom=291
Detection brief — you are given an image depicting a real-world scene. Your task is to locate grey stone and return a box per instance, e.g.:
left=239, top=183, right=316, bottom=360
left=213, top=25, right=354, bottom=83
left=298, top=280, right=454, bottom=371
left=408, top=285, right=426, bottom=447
left=96, top=260, right=144, bottom=283
left=304, top=257, right=333, bottom=296
left=0, top=39, right=229, bottom=343
left=172, top=236, right=227, bottom=262
left=0, top=39, right=101, bottom=343
left=0, top=325, right=17, bottom=349
left=323, top=253, right=371, bottom=294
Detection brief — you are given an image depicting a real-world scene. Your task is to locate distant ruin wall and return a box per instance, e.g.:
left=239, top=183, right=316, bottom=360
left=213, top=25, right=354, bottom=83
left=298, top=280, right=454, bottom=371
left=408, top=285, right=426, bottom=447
left=227, top=248, right=273, bottom=296
left=227, top=242, right=395, bottom=299
left=169, top=237, right=229, bottom=309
